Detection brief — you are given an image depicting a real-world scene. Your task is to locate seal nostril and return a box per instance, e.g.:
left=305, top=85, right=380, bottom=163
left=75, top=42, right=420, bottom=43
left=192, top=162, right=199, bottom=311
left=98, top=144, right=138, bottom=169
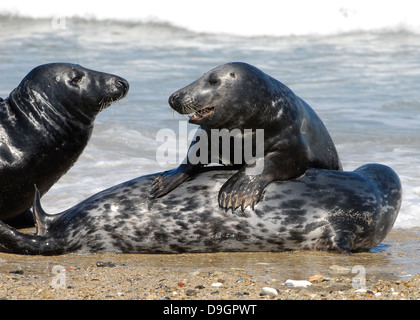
left=116, top=79, right=129, bottom=93
left=169, top=93, right=180, bottom=107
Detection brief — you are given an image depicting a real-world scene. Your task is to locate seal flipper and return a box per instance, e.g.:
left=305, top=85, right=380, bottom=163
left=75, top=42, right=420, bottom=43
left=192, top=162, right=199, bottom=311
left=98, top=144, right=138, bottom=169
left=152, top=125, right=212, bottom=198
left=0, top=219, right=65, bottom=255
left=0, top=188, right=69, bottom=255
left=218, top=170, right=268, bottom=211
left=218, top=151, right=308, bottom=211
left=32, top=186, right=65, bottom=236
left=152, top=165, right=191, bottom=198
left=152, top=162, right=208, bottom=198
left=33, top=187, right=49, bottom=236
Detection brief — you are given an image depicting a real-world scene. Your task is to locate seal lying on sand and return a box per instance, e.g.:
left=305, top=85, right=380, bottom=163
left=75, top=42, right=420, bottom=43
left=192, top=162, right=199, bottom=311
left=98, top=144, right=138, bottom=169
left=0, top=164, right=401, bottom=255
left=0, top=63, right=129, bottom=226
left=152, top=62, right=342, bottom=210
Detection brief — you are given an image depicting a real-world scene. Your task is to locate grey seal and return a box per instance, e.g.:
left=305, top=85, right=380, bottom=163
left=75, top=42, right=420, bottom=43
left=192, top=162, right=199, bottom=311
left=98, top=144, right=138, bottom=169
left=0, top=164, right=401, bottom=255
left=152, top=62, right=342, bottom=210
left=0, top=63, right=129, bottom=226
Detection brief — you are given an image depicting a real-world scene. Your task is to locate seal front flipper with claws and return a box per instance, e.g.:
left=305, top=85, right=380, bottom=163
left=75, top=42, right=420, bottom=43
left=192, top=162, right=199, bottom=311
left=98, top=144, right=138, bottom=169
left=153, top=62, right=341, bottom=210
left=218, top=142, right=311, bottom=211
left=152, top=165, right=192, bottom=198
left=152, top=125, right=212, bottom=197
left=0, top=63, right=129, bottom=226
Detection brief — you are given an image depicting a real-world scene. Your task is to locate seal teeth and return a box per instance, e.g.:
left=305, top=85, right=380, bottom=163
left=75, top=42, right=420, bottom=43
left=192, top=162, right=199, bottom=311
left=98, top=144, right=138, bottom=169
left=190, top=106, right=215, bottom=121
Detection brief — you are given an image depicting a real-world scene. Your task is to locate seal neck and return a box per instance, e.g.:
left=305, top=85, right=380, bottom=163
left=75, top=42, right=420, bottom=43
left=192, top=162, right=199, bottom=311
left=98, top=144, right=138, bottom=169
left=8, top=85, right=93, bottom=132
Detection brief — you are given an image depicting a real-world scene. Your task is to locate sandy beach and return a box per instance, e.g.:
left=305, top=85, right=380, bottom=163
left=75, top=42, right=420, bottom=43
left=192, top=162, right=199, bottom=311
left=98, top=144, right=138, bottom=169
left=0, top=228, right=418, bottom=301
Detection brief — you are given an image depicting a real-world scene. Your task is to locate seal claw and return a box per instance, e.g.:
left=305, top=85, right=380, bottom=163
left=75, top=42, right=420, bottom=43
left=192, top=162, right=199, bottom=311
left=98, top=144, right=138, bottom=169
left=241, top=199, right=246, bottom=212
left=218, top=171, right=267, bottom=211
left=218, top=192, right=225, bottom=208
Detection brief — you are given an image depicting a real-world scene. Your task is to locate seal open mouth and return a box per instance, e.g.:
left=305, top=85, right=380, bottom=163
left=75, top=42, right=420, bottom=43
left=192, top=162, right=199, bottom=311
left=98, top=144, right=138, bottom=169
left=189, top=106, right=215, bottom=122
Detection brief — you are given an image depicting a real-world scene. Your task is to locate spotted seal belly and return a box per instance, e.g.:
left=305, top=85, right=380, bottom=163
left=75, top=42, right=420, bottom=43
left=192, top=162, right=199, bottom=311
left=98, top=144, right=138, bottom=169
left=0, top=164, right=401, bottom=255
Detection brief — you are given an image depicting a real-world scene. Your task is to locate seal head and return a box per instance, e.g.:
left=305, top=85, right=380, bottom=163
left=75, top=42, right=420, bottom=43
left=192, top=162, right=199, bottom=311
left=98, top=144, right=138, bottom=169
left=169, top=62, right=279, bottom=130
left=0, top=63, right=129, bottom=225
left=9, top=63, right=129, bottom=124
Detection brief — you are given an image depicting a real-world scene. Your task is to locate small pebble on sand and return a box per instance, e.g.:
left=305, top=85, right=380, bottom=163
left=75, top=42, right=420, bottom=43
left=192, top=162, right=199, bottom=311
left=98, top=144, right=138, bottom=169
left=285, top=279, right=312, bottom=287
left=261, top=287, right=278, bottom=297
left=211, top=282, right=223, bottom=287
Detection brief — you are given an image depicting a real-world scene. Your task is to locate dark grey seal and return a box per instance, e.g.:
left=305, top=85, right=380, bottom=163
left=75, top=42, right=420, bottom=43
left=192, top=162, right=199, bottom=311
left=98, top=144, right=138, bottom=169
left=0, top=164, right=401, bottom=255
left=0, top=63, right=129, bottom=226
left=152, top=62, right=342, bottom=210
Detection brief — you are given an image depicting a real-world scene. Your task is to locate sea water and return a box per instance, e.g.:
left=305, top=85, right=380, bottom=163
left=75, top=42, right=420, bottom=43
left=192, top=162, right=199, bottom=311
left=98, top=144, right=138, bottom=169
left=0, top=1, right=419, bottom=229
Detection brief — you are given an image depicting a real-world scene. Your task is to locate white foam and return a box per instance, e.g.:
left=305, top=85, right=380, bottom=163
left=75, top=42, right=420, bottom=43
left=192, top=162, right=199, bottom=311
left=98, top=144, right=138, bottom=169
left=1, top=0, right=420, bottom=36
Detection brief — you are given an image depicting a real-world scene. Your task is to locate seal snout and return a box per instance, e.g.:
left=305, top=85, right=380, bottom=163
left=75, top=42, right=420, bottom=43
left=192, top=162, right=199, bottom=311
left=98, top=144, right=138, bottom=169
left=114, top=77, right=129, bottom=99
left=168, top=92, right=182, bottom=110
left=168, top=90, right=214, bottom=123
left=168, top=91, right=191, bottom=114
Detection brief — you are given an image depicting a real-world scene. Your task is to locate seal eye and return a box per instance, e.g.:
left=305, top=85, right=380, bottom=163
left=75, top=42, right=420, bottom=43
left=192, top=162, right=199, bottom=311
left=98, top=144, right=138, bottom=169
left=208, top=77, right=219, bottom=86
left=71, top=76, right=83, bottom=84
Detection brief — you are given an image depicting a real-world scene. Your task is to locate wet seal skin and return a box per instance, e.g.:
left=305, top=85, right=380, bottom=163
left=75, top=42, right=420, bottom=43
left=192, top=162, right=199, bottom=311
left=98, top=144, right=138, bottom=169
left=152, top=62, right=342, bottom=210
left=0, top=164, right=401, bottom=255
left=0, top=63, right=129, bottom=226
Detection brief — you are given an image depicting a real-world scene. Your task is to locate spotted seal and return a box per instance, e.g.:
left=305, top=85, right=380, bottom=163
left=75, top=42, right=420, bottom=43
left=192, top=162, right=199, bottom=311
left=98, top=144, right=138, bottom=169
left=0, top=63, right=129, bottom=226
left=0, top=164, right=401, bottom=255
left=152, top=62, right=342, bottom=210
